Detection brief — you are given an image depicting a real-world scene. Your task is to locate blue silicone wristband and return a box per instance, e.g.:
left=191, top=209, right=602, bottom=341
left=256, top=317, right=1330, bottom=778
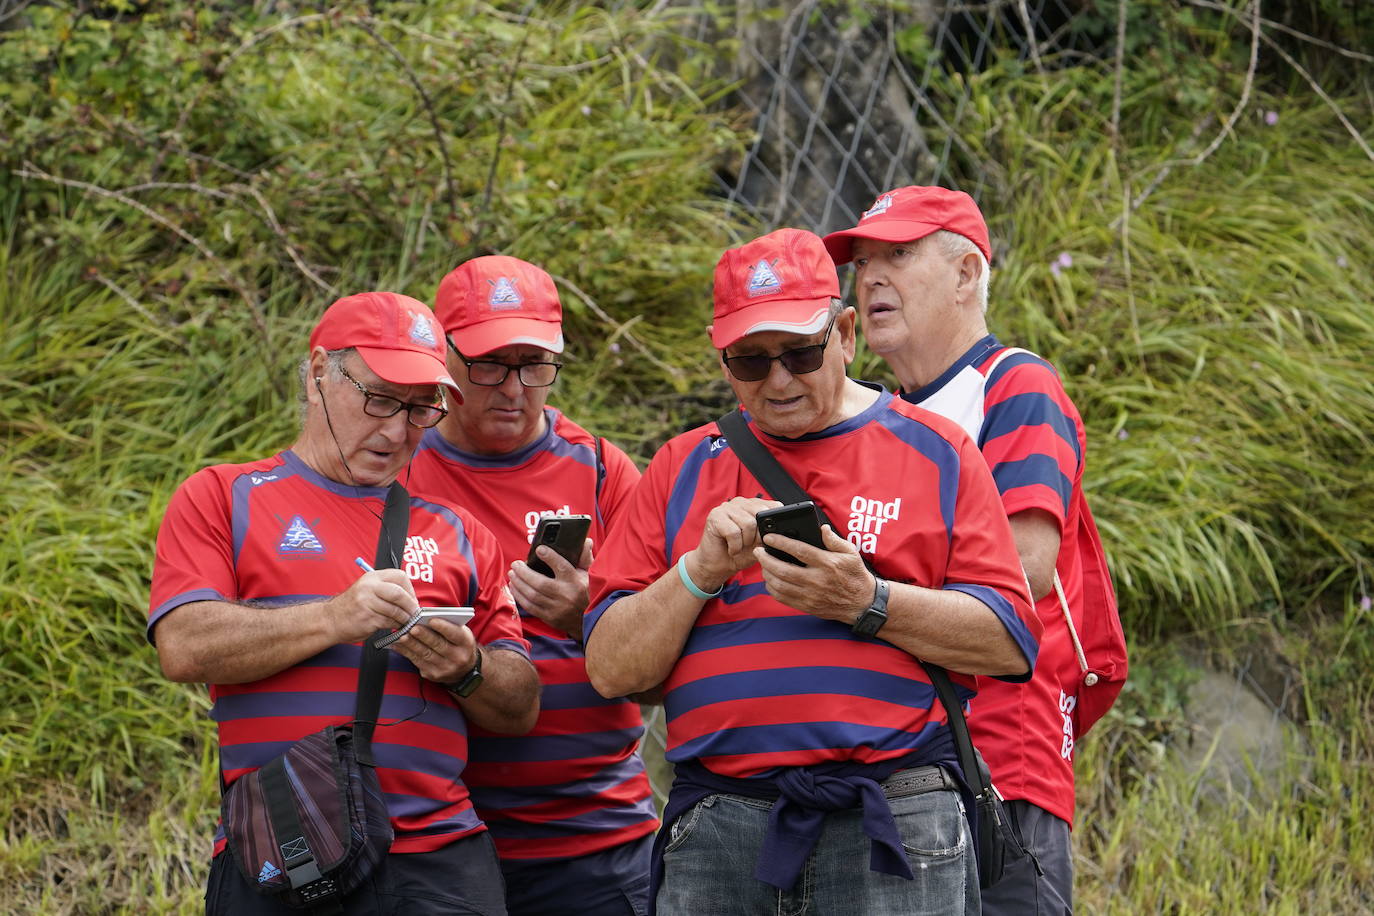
left=677, top=554, right=722, bottom=600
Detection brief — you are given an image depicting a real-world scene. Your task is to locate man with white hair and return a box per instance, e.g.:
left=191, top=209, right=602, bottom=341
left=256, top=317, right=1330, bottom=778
left=824, top=186, right=1128, bottom=914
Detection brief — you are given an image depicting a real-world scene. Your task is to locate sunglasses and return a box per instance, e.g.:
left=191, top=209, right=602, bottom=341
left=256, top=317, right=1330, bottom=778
left=721, top=316, right=837, bottom=382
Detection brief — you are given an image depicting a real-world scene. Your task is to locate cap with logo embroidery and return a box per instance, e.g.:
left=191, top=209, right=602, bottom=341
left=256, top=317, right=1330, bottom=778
left=434, top=256, right=564, bottom=356
left=310, top=291, right=462, bottom=401
left=711, top=228, right=841, bottom=349
left=822, top=186, right=992, bottom=266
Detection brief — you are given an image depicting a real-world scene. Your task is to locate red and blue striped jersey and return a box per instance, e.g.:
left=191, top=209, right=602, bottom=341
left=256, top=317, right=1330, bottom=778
left=407, top=408, right=658, bottom=860
left=905, top=335, right=1124, bottom=825
left=148, top=449, right=529, bottom=856
left=587, top=389, right=1038, bottom=780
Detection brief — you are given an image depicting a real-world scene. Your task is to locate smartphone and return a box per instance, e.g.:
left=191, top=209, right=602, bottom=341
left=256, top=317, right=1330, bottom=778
left=527, top=514, right=592, bottom=577
left=417, top=607, right=475, bottom=627
left=755, top=501, right=826, bottom=566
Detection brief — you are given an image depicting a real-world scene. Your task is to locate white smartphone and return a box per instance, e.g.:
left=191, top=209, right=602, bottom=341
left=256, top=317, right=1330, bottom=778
left=417, top=607, right=475, bottom=627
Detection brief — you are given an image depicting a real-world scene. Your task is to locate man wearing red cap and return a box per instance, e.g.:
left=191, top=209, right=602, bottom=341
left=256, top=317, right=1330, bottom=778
left=149, top=291, right=541, bottom=914
left=406, top=257, right=658, bottom=916
left=824, top=187, right=1128, bottom=914
left=583, top=228, right=1041, bottom=915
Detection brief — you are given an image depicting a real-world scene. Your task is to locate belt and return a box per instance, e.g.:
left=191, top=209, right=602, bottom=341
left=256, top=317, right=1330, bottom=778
left=881, top=765, right=955, bottom=799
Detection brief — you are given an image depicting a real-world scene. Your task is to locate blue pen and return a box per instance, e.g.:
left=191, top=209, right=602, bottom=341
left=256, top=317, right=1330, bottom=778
left=355, top=557, right=375, bottom=573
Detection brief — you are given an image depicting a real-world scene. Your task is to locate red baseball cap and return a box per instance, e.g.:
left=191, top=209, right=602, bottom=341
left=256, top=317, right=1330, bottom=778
left=434, top=256, right=564, bottom=356
left=822, top=186, right=992, bottom=266
left=711, top=228, right=841, bottom=349
left=310, top=291, right=462, bottom=402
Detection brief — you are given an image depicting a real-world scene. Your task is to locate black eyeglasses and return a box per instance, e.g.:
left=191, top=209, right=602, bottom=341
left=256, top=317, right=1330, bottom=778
left=721, top=316, right=837, bottom=382
left=447, top=337, right=562, bottom=388
left=336, top=363, right=448, bottom=429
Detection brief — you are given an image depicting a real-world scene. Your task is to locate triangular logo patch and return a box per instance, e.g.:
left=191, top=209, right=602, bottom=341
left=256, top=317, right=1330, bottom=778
left=488, top=277, right=523, bottom=310
left=258, top=859, right=282, bottom=883
left=746, top=259, right=782, bottom=297
left=861, top=193, right=894, bottom=220
left=277, top=516, right=324, bottom=555
left=408, top=312, right=436, bottom=346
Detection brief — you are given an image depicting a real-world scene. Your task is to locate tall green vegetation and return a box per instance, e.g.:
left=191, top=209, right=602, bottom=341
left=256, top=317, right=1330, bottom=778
left=2, top=0, right=1372, bottom=912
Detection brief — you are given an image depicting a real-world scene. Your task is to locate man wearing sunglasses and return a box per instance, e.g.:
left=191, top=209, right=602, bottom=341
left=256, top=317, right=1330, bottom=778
left=584, top=228, right=1040, bottom=915
left=149, top=291, right=540, bottom=914
left=825, top=186, right=1128, bottom=915
left=406, top=256, right=658, bottom=916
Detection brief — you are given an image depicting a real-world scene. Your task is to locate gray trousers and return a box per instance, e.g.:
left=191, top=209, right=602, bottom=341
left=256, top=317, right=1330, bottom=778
left=978, top=800, right=1074, bottom=916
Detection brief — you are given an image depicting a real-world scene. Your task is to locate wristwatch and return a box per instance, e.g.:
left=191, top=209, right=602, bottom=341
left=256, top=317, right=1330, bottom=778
left=446, top=646, right=485, bottom=698
left=851, top=576, right=890, bottom=637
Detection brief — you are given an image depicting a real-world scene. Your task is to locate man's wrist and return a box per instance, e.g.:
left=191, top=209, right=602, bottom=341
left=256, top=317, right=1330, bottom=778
left=445, top=645, right=485, bottom=698
left=679, top=551, right=724, bottom=599
left=852, top=575, right=890, bottom=638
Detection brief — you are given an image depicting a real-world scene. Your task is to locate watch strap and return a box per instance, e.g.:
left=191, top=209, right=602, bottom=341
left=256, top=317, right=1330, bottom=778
left=852, top=575, right=890, bottom=637
left=448, top=646, right=484, bottom=698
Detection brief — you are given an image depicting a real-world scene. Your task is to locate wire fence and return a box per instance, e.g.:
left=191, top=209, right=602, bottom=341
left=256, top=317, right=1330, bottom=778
left=699, top=0, right=1103, bottom=237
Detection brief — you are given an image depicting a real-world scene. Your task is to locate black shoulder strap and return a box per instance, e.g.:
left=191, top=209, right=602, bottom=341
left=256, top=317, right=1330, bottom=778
left=594, top=436, right=606, bottom=515
left=353, top=481, right=410, bottom=767
left=716, top=408, right=993, bottom=802
left=717, top=409, right=811, bottom=509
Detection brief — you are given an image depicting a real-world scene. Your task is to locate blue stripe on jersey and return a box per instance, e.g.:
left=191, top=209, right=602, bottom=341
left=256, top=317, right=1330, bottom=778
left=524, top=631, right=591, bottom=662
left=665, top=665, right=938, bottom=714
left=689, top=613, right=852, bottom=650
left=467, top=727, right=646, bottom=764
left=480, top=802, right=656, bottom=839
left=473, top=762, right=649, bottom=808
left=991, top=454, right=1073, bottom=514
left=148, top=587, right=225, bottom=635
left=539, top=680, right=630, bottom=710
left=669, top=718, right=946, bottom=764
left=983, top=349, right=1047, bottom=388
left=662, top=437, right=722, bottom=567
left=586, top=588, right=634, bottom=636
left=720, top=580, right=769, bottom=603
left=872, top=410, right=962, bottom=538
left=945, top=582, right=1037, bottom=681
left=980, top=391, right=1081, bottom=464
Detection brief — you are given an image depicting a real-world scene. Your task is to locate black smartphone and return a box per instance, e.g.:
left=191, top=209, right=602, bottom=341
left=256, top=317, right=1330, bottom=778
left=527, top=514, right=592, bottom=577
left=755, top=501, right=826, bottom=566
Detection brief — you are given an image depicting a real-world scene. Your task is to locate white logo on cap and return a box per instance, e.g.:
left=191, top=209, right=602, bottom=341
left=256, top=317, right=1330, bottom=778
left=747, top=259, right=782, bottom=297
left=861, top=194, right=894, bottom=220
left=409, top=312, right=437, bottom=346
left=488, top=277, right=523, bottom=311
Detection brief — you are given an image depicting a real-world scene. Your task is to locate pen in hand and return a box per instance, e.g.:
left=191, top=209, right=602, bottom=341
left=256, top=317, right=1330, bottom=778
left=355, top=557, right=375, bottom=573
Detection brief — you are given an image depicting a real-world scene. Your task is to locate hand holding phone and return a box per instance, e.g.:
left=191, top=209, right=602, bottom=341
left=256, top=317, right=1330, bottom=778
left=755, top=501, right=826, bottom=566
left=527, top=514, right=592, bottom=577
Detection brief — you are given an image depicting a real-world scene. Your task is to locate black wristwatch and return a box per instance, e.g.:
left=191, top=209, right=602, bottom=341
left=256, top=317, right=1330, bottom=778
left=447, top=646, right=485, bottom=698
left=852, top=576, right=890, bottom=637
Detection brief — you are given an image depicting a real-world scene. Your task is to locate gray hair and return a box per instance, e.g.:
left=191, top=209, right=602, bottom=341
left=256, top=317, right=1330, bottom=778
left=924, top=230, right=990, bottom=313
left=296, top=347, right=353, bottom=424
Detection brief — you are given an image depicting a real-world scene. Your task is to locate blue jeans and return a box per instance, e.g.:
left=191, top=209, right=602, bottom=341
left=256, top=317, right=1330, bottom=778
left=656, top=788, right=977, bottom=916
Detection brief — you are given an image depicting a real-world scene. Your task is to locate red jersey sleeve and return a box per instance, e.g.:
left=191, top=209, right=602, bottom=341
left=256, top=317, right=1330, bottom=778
left=147, top=467, right=235, bottom=643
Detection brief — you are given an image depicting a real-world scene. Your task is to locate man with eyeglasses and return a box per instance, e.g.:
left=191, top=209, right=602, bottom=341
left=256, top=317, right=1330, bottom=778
left=406, top=256, right=658, bottom=916
left=149, top=291, right=540, bottom=915
left=825, top=187, right=1128, bottom=914
left=583, top=228, right=1040, bottom=915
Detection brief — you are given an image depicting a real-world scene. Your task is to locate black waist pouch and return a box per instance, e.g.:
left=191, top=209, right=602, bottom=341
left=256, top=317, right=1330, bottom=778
left=221, top=725, right=393, bottom=908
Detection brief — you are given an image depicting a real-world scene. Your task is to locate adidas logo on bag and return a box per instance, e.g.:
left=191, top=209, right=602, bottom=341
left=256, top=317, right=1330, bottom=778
left=258, top=859, right=282, bottom=883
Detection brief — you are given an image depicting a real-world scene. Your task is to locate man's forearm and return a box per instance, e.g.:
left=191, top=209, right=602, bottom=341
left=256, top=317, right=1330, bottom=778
left=876, top=585, right=1029, bottom=677
left=454, top=648, right=541, bottom=734
left=585, top=570, right=706, bottom=699
left=154, top=599, right=336, bottom=685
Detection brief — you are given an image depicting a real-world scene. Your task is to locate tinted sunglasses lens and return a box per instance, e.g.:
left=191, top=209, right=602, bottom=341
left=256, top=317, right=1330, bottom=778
left=778, top=345, right=825, bottom=375
left=727, top=356, right=772, bottom=381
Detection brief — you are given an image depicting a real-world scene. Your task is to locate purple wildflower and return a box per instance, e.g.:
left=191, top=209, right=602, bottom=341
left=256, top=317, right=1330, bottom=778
left=1057, top=252, right=1074, bottom=268
left=1264, top=110, right=1278, bottom=126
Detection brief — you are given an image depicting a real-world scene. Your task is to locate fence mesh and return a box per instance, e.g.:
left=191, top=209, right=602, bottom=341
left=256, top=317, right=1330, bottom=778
left=699, top=0, right=1103, bottom=237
